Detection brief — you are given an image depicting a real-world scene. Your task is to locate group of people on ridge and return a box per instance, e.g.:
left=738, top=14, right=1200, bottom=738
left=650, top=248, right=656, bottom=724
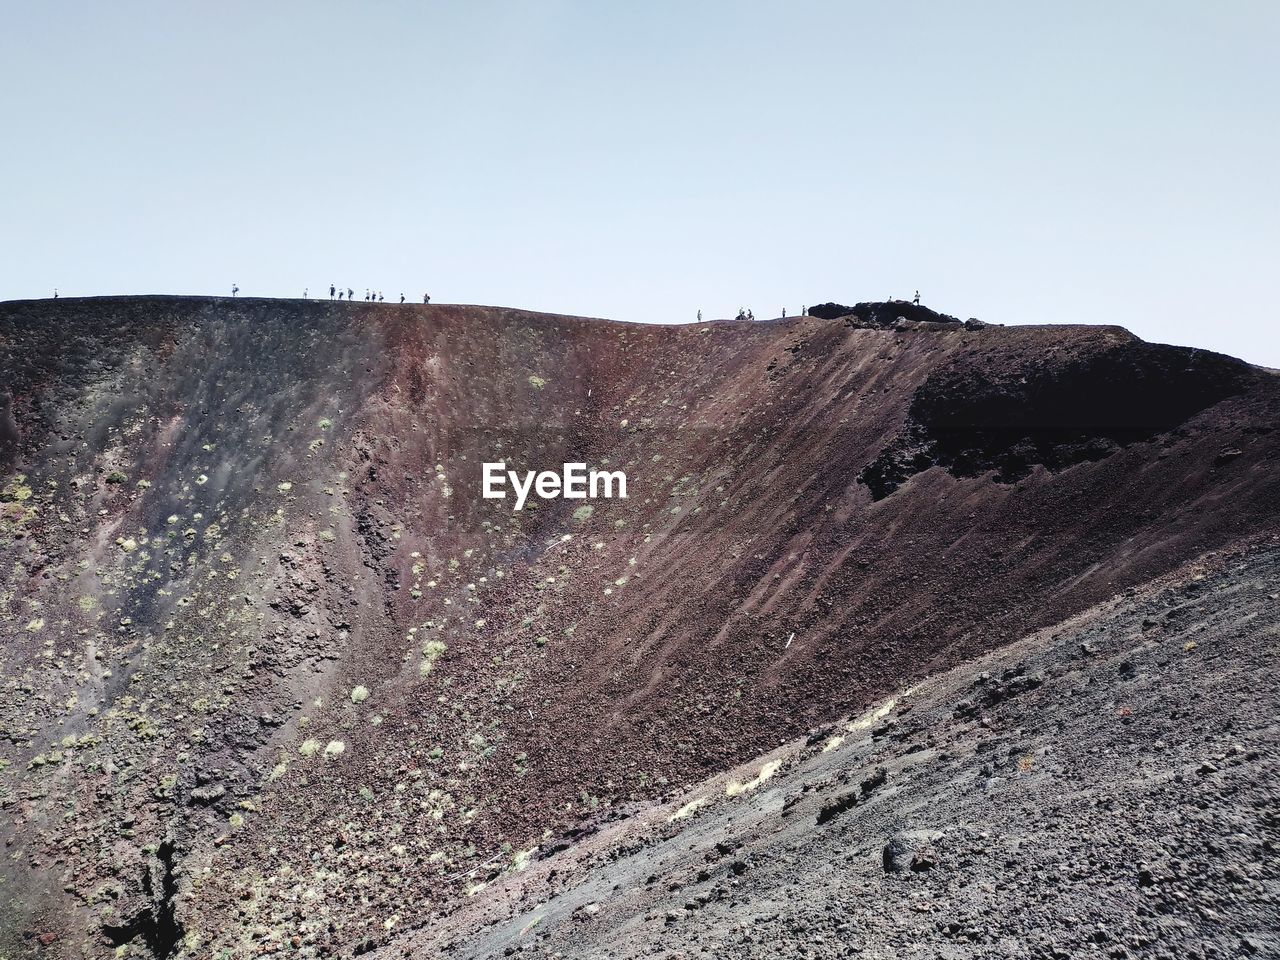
left=326, top=285, right=431, bottom=304
left=230, top=284, right=431, bottom=304
left=710, top=306, right=800, bottom=322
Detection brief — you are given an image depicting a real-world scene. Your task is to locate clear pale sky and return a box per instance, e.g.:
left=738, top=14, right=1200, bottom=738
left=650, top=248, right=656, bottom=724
left=2, top=2, right=1277, bottom=365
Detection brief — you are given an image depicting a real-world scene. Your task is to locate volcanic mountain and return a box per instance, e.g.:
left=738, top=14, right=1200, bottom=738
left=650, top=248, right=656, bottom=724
left=0, top=296, right=1276, bottom=958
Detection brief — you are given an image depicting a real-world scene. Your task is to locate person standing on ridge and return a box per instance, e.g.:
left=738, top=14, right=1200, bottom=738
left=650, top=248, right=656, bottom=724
left=913, top=290, right=920, bottom=305
left=399, top=293, right=405, bottom=304
left=303, top=287, right=308, bottom=299
left=347, top=288, right=353, bottom=301
left=338, top=290, right=344, bottom=300
left=232, top=283, right=239, bottom=297
left=53, top=288, right=58, bottom=299
left=329, top=284, right=336, bottom=299
left=697, top=310, right=702, bottom=322
left=782, top=307, right=786, bottom=318
left=378, top=291, right=384, bottom=302
left=423, top=293, right=431, bottom=304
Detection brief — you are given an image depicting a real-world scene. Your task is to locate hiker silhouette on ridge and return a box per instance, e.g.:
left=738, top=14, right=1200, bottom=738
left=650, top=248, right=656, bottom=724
left=423, top=293, right=431, bottom=304
left=232, top=283, right=239, bottom=297
left=913, top=290, right=921, bottom=305
left=330, top=284, right=336, bottom=299
left=400, top=293, right=405, bottom=304
left=347, top=288, right=353, bottom=301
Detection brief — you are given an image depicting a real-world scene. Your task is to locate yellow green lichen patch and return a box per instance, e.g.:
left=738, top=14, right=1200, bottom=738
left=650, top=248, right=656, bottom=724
left=846, top=697, right=897, bottom=733
left=726, top=759, right=782, bottom=797
left=668, top=796, right=710, bottom=822
left=1, top=475, right=38, bottom=527
left=420, top=639, right=447, bottom=677
left=0, top=475, right=34, bottom=502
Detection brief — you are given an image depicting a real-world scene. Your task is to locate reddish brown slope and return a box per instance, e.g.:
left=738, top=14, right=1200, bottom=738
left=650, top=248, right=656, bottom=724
left=0, top=296, right=1276, bottom=957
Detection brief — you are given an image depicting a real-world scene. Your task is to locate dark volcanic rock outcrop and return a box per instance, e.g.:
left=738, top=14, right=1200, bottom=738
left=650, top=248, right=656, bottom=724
left=859, top=335, right=1253, bottom=498
left=808, top=300, right=961, bottom=326
left=0, top=296, right=1277, bottom=957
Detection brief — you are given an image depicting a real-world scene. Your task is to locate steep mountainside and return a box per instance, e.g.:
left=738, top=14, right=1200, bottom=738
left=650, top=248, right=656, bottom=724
left=1, top=296, right=1277, bottom=958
